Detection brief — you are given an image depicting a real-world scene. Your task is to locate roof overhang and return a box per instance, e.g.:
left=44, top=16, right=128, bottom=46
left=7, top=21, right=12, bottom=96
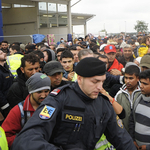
left=39, top=12, right=95, bottom=26
left=72, top=13, right=95, bottom=25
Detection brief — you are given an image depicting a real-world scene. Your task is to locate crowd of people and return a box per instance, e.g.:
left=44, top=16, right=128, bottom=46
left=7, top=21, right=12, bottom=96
left=0, top=32, right=150, bottom=150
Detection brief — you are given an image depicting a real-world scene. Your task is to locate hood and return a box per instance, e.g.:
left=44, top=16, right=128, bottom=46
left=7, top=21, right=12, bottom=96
left=120, top=84, right=141, bottom=95
left=43, top=49, right=56, bottom=62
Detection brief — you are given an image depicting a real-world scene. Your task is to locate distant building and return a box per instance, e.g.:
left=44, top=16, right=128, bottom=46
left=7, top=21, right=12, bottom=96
left=0, top=0, right=95, bottom=43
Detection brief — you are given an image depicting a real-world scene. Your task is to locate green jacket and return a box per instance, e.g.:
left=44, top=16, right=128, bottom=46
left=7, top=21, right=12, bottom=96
left=115, top=84, right=141, bottom=132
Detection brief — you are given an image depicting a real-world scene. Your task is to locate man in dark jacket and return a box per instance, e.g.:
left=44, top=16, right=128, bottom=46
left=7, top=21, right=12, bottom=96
left=7, top=53, right=40, bottom=108
left=43, top=60, right=71, bottom=91
left=12, top=58, right=136, bottom=150
left=0, top=50, right=14, bottom=125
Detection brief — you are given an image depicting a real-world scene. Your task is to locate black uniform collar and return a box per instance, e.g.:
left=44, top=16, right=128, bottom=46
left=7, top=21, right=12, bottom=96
left=0, top=63, right=10, bottom=73
left=14, top=52, right=23, bottom=55
left=73, top=82, right=96, bottom=102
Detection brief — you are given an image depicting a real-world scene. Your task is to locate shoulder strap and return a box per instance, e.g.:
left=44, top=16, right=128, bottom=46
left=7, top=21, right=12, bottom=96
left=18, top=101, right=25, bottom=127
left=50, top=84, right=71, bottom=97
left=18, top=100, right=32, bottom=127
left=24, top=111, right=31, bottom=123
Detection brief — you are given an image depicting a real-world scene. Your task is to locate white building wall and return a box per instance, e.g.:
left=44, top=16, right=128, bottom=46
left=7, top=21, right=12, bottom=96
left=39, top=26, right=68, bottom=43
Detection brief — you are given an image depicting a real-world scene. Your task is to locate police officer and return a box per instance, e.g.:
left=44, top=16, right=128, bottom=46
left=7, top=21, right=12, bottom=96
left=6, top=45, right=23, bottom=77
left=11, top=57, right=136, bottom=150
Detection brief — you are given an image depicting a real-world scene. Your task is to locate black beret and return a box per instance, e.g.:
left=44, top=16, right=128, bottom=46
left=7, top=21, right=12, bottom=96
left=75, top=57, right=106, bottom=77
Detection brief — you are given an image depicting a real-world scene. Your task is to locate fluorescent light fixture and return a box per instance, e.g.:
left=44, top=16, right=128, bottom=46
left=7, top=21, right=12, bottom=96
left=61, top=16, right=67, bottom=18
left=43, top=15, right=53, bottom=17
left=77, top=16, right=84, bottom=19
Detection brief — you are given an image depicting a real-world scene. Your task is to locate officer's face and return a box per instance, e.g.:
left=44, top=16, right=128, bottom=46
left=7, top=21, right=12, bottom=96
left=140, top=78, right=150, bottom=97
left=9, top=48, right=15, bottom=55
left=78, top=75, right=106, bottom=99
left=21, top=62, right=40, bottom=79
left=31, top=89, right=50, bottom=105
left=49, top=72, right=63, bottom=88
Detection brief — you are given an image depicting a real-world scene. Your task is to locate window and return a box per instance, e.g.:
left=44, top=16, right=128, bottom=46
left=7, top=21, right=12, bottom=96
left=58, top=4, right=67, bottom=12
left=48, top=3, right=56, bottom=12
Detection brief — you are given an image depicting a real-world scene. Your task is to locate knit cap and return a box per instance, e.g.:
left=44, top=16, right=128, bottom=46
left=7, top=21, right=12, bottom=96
left=75, top=57, right=106, bottom=77
left=26, top=73, right=51, bottom=94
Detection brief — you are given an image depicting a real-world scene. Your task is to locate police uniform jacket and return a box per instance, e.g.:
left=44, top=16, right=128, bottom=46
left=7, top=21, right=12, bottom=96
left=12, top=82, right=136, bottom=150
left=0, top=63, right=13, bottom=109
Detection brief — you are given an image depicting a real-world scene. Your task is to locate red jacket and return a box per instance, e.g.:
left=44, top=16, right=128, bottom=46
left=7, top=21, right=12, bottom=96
left=2, top=95, right=35, bottom=147
left=108, top=58, right=124, bottom=72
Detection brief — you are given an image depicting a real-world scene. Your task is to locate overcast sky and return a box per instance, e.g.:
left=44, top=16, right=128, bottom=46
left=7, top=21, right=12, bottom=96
left=71, top=0, right=150, bottom=35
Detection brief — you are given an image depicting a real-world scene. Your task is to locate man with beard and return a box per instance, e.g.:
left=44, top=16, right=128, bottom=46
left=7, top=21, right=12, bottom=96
left=117, top=44, right=134, bottom=67
left=43, top=61, right=71, bottom=91
left=0, top=41, right=9, bottom=54
left=115, top=64, right=141, bottom=132
left=0, top=50, right=14, bottom=125
left=7, top=53, right=40, bottom=108
left=2, top=73, right=51, bottom=148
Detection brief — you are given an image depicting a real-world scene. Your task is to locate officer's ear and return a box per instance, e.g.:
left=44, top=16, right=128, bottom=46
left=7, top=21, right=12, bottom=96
left=14, top=50, right=17, bottom=53
left=20, top=67, right=25, bottom=74
left=77, top=75, right=83, bottom=84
